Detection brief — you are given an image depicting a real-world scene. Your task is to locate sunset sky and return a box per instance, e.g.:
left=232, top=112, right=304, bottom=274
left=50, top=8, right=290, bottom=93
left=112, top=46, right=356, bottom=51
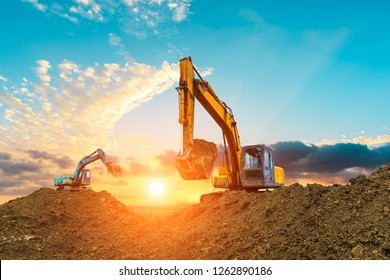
left=1, top=0, right=389, bottom=205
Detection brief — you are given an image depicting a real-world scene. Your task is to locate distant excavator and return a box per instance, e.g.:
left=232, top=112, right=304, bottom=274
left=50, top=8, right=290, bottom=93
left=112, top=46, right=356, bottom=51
left=175, top=57, right=284, bottom=200
left=54, top=148, right=122, bottom=190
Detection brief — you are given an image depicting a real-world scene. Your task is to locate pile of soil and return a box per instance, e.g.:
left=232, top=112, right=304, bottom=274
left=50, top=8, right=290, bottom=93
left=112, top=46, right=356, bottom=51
left=1, top=164, right=390, bottom=260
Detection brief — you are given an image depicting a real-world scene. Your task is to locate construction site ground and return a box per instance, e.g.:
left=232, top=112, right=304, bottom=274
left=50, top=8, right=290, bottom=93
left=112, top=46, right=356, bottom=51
left=1, top=164, right=390, bottom=260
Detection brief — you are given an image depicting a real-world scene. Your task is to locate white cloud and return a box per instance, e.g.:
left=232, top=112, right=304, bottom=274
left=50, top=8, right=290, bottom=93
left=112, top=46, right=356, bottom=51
left=69, top=0, right=104, bottom=22
left=0, top=91, right=35, bottom=120
left=4, top=109, right=16, bottom=122
left=48, top=3, right=79, bottom=23
left=167, top=2, right=178, bottom=9
left=23, top=0, right=192, bottom=37
left=76, top=0, right=92, bottom=4
left=0, top=58, right=179, bottom=157
left=123, top=0, right=136, bottom=6
left=0, top=75, right=8, bottom=82
left=34, top=60, right=51, bottom=83
left=22, top=0, right=47, bottom=12
left=347, top=135, right=390, bottom=146
left=314, top=134, right=390, bottom=147
left=199, top=67, right=214, bottom=77
left=170, top=1, right=191, bottom=22
left=108, top=33, right=134, bottom=63
left=108, top=33, right=121, bottom=46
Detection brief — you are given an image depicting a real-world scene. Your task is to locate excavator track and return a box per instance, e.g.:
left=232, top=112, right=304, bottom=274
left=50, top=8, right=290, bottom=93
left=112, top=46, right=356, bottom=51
left=56, top=186, right=91, bottom=191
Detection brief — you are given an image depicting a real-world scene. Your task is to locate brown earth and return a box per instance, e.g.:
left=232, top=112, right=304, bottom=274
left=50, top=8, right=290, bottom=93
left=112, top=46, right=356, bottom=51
left=1, top=164, right=390, bottom=260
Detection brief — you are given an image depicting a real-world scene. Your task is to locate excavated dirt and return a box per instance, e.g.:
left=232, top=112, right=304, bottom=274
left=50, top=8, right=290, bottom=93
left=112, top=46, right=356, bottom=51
left=176, top=138, right=218, bottom=180
left=1, top=164, right=390, bottom=260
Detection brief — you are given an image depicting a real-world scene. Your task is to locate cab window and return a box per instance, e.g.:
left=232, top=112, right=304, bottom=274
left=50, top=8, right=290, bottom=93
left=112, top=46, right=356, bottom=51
left=244, top=152, right=258, bottom=169
left=263, top=150, right=270, bottom=167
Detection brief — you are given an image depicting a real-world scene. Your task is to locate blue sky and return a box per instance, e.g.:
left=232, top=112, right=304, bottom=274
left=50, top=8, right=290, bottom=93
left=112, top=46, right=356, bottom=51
left=0, top=0, right=389, bottom=204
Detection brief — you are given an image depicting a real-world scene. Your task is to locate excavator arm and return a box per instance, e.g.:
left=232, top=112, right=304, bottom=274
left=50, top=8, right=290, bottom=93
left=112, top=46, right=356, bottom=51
left=176, top=57, right=242, bottom=187
left=71, top=149, right=121, bottom=179
left=54, top=148, right=122, bottom=190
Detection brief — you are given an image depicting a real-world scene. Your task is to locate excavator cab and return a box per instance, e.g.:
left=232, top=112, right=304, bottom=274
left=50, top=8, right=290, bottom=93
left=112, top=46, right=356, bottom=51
left=242, top=145, right=266, bottom=187
left=242, top=145, right=284, bottom=189
left=212, top=145, right=284, bottom=190
left=79, top=169, right=91, bottom=185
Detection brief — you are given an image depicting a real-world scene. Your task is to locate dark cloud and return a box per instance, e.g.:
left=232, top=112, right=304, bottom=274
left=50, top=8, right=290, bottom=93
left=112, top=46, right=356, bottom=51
left=0, top=172, right=55, bottom=195
left=125, top=142, right=390, bottom=183
left=0, top=180, right=22, bottom=188
left=17, top=171, right=57, bottom=182
left=0, top=161, right=42, bottom=175
left=271, top=141, right=390, bottom=183
left=270, top=141, right=317, bottom=168
left=53, top=156, right=75, bottom=169
left=27, top=150, right=52, bottom=160
left=305, top=143, right=379, bottom=172
left=0, top=184, right=41, bottom=196
left=0, top=152, right=11, bottom=160
left=27, top=150, right=74, bottom=169
left=374, top=144, right=390, bottom=163
left=0, top=154, right=57, bottom=194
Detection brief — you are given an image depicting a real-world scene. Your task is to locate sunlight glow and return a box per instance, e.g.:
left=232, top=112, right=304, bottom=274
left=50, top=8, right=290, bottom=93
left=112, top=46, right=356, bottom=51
left=149, top=181, right=164, bottom=196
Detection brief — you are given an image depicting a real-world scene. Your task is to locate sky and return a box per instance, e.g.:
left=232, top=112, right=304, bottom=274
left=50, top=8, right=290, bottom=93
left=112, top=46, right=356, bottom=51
left=0, top=0, right=389, bottom=205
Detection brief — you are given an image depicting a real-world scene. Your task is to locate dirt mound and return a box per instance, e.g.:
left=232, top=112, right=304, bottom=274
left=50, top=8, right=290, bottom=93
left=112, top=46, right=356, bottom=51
left=1, top=164, right=390, bottom=260
left=0, top=189, right=141, bottom=259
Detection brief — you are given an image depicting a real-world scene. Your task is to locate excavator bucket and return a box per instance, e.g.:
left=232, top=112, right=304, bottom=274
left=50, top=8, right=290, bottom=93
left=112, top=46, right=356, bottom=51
left=113, top=164, right=122, bottom=176
left=176, top=139, right=218, bottom=180
left=107, top=163, right=122, bottom=176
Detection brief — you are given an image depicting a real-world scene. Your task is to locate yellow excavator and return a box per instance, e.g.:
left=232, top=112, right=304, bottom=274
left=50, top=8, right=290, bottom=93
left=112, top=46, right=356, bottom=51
left=54, top=148, right=122, bottom=191
left=175, top=57, right=284, bottom=198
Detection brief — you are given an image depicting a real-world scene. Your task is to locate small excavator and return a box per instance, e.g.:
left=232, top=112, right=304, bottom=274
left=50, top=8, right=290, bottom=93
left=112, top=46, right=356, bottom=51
left=54, top=148, right=122, bottom=191
left=175, top=57, right=284, bottom=201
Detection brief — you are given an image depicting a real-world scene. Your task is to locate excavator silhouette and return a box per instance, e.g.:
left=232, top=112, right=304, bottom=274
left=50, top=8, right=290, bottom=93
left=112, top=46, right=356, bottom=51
left=54, top=148, right=122, bottom=191
left=175, top=57, right=284, bottom=201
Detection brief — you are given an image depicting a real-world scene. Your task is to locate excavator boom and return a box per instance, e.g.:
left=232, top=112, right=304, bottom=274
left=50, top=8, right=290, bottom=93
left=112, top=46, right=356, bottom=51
left=176, top=57, right=242, bottom=186
left=176, top=57, right=217, bottom=180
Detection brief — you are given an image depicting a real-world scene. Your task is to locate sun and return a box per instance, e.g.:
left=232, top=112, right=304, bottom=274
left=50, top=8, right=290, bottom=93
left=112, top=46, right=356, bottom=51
left=149, top=181, right=164, bottom=196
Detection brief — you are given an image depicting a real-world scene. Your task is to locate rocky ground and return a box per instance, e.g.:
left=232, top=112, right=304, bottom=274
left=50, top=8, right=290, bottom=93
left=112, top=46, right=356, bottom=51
left=1, top=164, right=390, bottom=260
